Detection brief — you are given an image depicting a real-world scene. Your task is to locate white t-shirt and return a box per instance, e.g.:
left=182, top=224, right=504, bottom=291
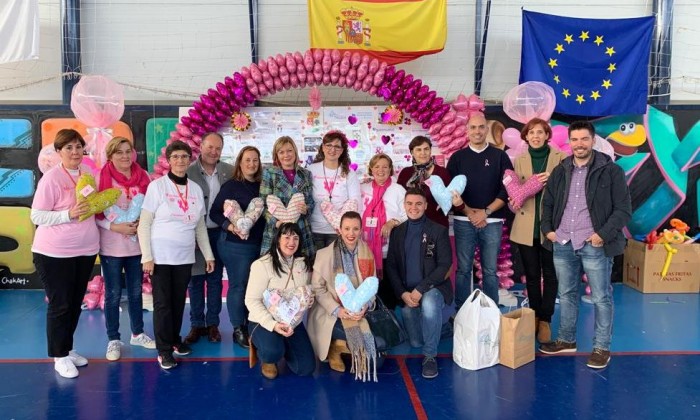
left=308, top=162, right=362, bottom=234
left=142, top=176, right=205, bottom=265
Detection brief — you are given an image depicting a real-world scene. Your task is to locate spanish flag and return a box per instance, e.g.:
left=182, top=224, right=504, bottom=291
left=308, top=0, right=447, bottom=65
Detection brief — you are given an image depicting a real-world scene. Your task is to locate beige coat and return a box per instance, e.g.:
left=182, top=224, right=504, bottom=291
left=307, top=243, right=376, bottom=361
left=245, top=254, right=311, bottom=332
left=510, top=146, right=567, bottom=246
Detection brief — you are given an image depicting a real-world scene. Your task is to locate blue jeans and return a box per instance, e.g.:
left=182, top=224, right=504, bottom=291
left=100, top=254, right=144, bottom=341
left=400, top=288, right=445, bottom=358
left=250, top=322, right=316, bottom=375
left=188, top=228, right=224, bottom=327
left=453, top=219, right=503, bottom=309
left=218, top=236, right=260, bottom=327
left=553, top=242, right=614, bottom=351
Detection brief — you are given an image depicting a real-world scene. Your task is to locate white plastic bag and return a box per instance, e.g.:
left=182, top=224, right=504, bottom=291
left=453, top=289, right=501, bottom=370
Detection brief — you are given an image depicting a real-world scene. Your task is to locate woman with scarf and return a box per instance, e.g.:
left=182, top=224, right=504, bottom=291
left=360, top=153, right=407, bottom=309
left=307, top=212, right=378, bottom=382
left=137, top=140, right=215, bottom=370
left=245, top=223, right=315, bottom=379
left=308, top=130, right=362, bottom=250
left=397, top=136, right=451, bottom=227
left=96, top=137, right=155, bottom=361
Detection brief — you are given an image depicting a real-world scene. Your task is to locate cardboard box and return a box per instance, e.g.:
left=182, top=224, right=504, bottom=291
left=499, top=308, right=535, bottom=369
left=623, top=239, right=700, bottom=293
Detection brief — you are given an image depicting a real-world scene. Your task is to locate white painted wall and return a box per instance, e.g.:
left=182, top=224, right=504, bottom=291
left=0, top=0, right=697, bottom=104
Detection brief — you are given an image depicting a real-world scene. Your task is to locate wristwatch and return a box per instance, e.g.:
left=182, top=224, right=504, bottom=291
left=484, top=208, right=493, bottom=216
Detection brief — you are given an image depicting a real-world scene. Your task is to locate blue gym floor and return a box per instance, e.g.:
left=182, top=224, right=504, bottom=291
left=0, top=284, right=698, bottom=419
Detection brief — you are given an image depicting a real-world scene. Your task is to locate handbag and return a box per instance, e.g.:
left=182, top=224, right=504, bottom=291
left=365, top=297, right=407, bottom=352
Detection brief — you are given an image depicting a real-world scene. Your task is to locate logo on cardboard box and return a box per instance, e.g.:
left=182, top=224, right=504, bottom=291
left=651, top=271, right=693, bottom=282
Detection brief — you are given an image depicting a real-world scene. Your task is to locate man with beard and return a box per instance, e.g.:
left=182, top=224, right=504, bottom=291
left=539, top=121, right=631, bottom=369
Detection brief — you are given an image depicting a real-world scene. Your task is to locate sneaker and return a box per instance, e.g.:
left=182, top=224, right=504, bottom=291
left=586, top=348, right=611, bottom=369
left=173, top=342, right=192, bottom=356
left=68, top=350, right=88, bottom=367
left=421, top=357, right=438, bottom=379
left=539, top=339, right=577, bottom=354
left=54, top=356, right=79, bottom=378
left=106, top=340, right=122, bottom=361
left=157, top=352, right=177, bottom=369
left=130, top=333, right=156, bottom=349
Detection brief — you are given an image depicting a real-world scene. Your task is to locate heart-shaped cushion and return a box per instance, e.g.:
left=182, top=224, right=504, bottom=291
left=266, top=193, right=304, bottom=223
left=320, top=199, right=358, bottom=230
left=224, top=197, right=264, bottom=237
left=424, top=175, right=467, bottom=215
left=262, top=285, right=314, bottom=328
left=75, top=174, right=121, bottom=222
left=502, top=169, right=544, bottom=210
left=104, top=194, right=145, bottom=224
left=335, top=273, right=378, bottom=313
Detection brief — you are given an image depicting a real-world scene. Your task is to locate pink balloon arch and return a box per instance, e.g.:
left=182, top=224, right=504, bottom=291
left=155, top=49, right=484, bottom=175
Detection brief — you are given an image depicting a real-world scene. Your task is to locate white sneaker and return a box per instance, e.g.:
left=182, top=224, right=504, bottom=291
left=130, top=333, right=156, bottom=349
left=54, top=356, right=79, bottom=378
left=68, top=350, right=88, bottom=367
left=106, top=340, right=122, bottom=361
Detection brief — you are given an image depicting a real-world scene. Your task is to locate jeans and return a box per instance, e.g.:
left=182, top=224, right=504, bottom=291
left=453, top=219, right=503, bottom=309
left=100, top=254, right=144, bottom=341
left=400, top=288, right=445, bottom=358
left=218, top=235, right=260, bottom=327
left=517, top=242, right=558, bottom=322
left=34, top=253, right=97, bottom=357
left=553, top=242, right=614, bottom=351
left=188, top=228, right=224, bottom=327
left=152, top=264, right=192, bottom=352
left=250, top=322, right=316, bottom=375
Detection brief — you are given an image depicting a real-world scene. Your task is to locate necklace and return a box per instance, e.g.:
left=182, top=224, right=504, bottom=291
left=322, top=165, right=340, bottom=200
left=171, top=179, right=189, bottom=213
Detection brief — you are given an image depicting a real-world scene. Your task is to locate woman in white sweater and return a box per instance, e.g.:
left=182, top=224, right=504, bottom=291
left=360, top=153, right=407, bottom=308
left=245, top=223, right=315, bottom=379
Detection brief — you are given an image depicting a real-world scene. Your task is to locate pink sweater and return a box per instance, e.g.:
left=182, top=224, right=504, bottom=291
left=31, top=164, right=100, bottom=257
left=96, top=176, right=145, bottom=257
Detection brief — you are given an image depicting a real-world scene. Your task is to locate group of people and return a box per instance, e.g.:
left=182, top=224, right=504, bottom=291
left=31, top=113, right=630, bottom=381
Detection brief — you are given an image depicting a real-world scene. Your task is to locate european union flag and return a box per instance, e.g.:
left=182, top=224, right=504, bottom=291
left=519, top=11, right=655, bottom=117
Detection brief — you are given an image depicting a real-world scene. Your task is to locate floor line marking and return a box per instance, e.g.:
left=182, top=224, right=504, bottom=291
left=397, top=357, right=428, bottom=420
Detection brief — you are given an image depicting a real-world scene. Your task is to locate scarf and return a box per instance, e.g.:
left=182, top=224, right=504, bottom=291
left=96, top=161, right=150, bottom=219
left=333, top=238, right=378, bottom=382
left=406, top=158, right=434, bottom=189
left=362, top=179, right=390, bottom=275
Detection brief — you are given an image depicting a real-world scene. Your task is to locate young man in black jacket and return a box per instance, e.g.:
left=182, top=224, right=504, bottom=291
left=385, top=188, right=453, bottom=379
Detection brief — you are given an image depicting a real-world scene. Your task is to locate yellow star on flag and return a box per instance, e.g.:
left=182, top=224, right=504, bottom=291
left=590, top=91, right=601, bottom=100
left=548, top=58, right=558, bottom=69
left=562, top=88, right=571, bottom=98
left=579, top=31, right=590, bottom=41
left=554, top=44, right=565, bottom=54
left=576, top=94, right=586, bottom=104
left=607, top=63, right=617, bottom=73
left=605, top=46, right=616, bottom=57
left=602, top=79, right=613, bottom=89
left=594, top=35, right=604, bottom=46
left=553, top=75, right=560, bottom=84
left=564, top=34, right=574, bottom=44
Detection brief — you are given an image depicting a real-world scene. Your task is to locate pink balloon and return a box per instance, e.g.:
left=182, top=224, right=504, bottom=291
left=330, top=64, right=340, bottom=83
left=369, top=86, right=378, bottom=96
left=331, top=49, right=341, bottom=63
left=263, top=74, right=274, bottom=91
left=368, top=58, right=379, bottom=74
left=502, top=128, right=524, bottom=149
left=70, top=75, right=124, bottom=128
left=240, top=66, right=251, bottom=79
left=428, top=123, right=443, bottom=136
left=361, top=77, right=373, bottom=92
left=290, top=74, right=299, bottom=88
left=279, top=66, right=290, bottom=86
left=297, top=70, right=307, bottom=84
left=313, top=63, right=323, bottom=83
left=323, top=74, right=331, bottom=86
left=353, top=79, right=363, bottom=91
left=37, top=144, right=61, bottom=174
left=258, top=83, right=269, bottom=97
left=346, top=69, right=357, bottom=86
left=373, top=67, right=386, bottom=87
left=258, top=58, right=268, bottom=72
left=246, top=78, right=259, bottom=96
left=357, top=63, right=369, bottom=82
left=285, top=53, right=297, bottom=74
left=453, top=125, right=466, bottom=138
left=441, top=110, right=456, bottom=124
left=338, top=76, right=346, bottom=88
left=83, top=293, right=100, bottom=310
left=313, top=49, right=323, bottom=63
left=440, top=122, right=456, bottom=136
left=303, top=50, right=314, bottom=72
left=250, top=63, right=262, bottom=83
left=273, top=77, right=283, bottom=91
left=503, top=81, right=556, bottom=124
left=322, top=50, right=332, bottom=74
left=351, top=52, right=362, bottom=67
left=268, top=57, right=279, bottom=77
left=340, top=55, right=351, bottom=76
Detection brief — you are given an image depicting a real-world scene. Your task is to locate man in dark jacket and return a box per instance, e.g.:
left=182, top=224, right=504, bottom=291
left=539, top=121, right=631, bottom=369
left=386, top=188, right=453, bottom=379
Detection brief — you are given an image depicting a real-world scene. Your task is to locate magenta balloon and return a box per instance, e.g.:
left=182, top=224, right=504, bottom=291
left=384, top=66, right=395, bottom=80
left=430, top=97, right=444, bottom=109
left=233, top=86, right=246, bottom=98
left=193, top=101, right=205, bottom=112
left=268, top=57, right=279, bottom=77
left=416, top=85, right=430, bottom=100
left=203, top=121, right=218, bottom=132
left=207, top=88, right=221, bottom=100
left=405, top=101, right=418, bottom=113
left=214, top=110, right=227, bottom=122
left=285, top=53, right=297, bottom=74
left=218, top=101, right=232, bottom=114
left=419, top=97, right=431, bottom=111
left=401, top=75, right=414, bottom=89
left=429, top=114, right=442, bottom=126
left=224, top=76, right=235, bottom=89
left=392, top=89, right=405, bottom=103
left=410, top=79, right=423, bottom=91
left=200, top=108, right=213, bottom=121
left=180, top=116, right=192, bottom=127
left=216, top=82, right=230, bottom=99
left=421, top=121, right=431, bottom=130
left=202, top=96, right=217, bottom=110
left=188, top=109, right=203, bottom=122
left=404, top=87, right=417, bottom=102
left=378, top=86, right=391, bottom=101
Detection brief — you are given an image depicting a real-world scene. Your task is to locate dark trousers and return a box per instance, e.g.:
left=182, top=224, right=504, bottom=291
left=34, top=253, right=97, bottom=358
left=250, top=322, right=316, bottom=376
left=378, top=258, right=399, bottom=309
left=518, top=241, right=558, bottom=322
left=152, top=264, right=192, bottom=353
left=313, top=233, right=337, bottom=252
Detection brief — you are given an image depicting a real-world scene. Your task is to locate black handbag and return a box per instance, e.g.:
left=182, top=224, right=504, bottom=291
left=366, top=297, right=407, bottom=352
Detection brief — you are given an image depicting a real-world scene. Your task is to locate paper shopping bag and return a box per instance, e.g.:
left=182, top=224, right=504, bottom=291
left=499, top=307, right=535, bottom=369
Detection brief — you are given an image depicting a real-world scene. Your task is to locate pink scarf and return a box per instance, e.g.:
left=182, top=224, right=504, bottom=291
left=96, top=161, right=150, bottom=219
left=362, top=179, right=390, bottom=274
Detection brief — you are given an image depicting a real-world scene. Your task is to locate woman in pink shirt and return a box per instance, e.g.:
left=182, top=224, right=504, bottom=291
left=31, top=129, right=100, bottom=379
left=96, top=137, right=155, bottom=361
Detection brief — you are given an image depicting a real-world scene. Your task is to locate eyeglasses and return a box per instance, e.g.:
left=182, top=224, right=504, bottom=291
left=169, top=154, right=191, bottom=160
left=323, top=144, right=343, bottom=151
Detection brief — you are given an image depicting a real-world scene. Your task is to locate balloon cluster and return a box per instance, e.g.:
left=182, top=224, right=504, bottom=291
left=82, top=275, right=105, bottom=310
left=474, top=225, right=515, bottom=289
left=158, top=49, right=486, bottom=176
